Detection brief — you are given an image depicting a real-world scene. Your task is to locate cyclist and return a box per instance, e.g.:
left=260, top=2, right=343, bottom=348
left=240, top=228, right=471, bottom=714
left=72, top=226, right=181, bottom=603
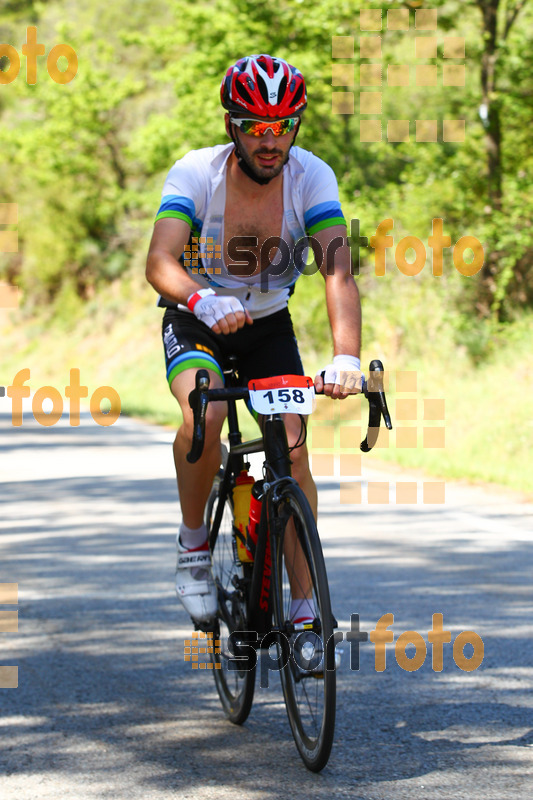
left=146, top=54, right=362, bottom=627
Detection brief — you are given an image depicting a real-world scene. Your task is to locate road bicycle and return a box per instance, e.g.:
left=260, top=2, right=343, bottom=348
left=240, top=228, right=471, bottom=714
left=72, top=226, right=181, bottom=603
left=187, top=359, right=392, bottom=772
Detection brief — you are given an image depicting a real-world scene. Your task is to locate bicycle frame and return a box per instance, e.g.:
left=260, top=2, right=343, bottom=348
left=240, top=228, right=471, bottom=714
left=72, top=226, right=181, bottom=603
left=206, top=376, right=297, bottom=642
left=187, top=360, right=393, bottom=770
left=189, top=359, right=393, bottom=641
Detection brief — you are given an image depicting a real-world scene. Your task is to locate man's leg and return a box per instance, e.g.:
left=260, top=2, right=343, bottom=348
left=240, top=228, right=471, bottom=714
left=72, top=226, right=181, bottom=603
left=170, top=367, right=227, bottom=623
left=170, top=368, right=227, bottom=529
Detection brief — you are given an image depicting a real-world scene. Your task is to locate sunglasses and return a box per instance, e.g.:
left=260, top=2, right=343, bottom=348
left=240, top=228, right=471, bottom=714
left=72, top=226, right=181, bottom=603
left=230, top=117, right=299, bottom=137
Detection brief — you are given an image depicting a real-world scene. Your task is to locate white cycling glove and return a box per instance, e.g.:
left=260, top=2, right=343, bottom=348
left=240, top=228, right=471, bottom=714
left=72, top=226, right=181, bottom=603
left=187, top=288, right=245, bottom=330
left=317, top=354, right=365, bottom=393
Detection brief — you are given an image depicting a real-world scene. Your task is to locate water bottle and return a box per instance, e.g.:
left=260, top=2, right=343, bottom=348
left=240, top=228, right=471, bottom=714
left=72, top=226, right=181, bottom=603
left=246, top=480, right=264, bottom=559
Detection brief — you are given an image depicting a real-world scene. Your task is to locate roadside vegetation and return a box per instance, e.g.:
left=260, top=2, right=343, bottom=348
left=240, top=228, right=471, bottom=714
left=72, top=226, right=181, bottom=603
left=1, top=0, right=532, bottom=494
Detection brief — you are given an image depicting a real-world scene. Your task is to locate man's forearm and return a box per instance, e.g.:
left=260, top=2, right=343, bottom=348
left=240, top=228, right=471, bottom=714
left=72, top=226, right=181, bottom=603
left=146, top=249, right=202, bottom=306
left=325, top=272, right=362, bottom=357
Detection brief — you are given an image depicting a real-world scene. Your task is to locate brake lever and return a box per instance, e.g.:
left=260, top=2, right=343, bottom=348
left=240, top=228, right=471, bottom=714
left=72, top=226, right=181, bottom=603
left=186, top=369, right=211, bottom=463
left=317, top=361, right=392, bottom=452
left=360, top=359, right=392, bottom=452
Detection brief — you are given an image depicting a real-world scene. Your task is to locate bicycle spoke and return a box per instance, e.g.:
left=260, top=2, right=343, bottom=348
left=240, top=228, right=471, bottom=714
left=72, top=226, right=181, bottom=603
left=270, top=484, right=336, bottom=771
left=207, top=475, right=255, bottom=724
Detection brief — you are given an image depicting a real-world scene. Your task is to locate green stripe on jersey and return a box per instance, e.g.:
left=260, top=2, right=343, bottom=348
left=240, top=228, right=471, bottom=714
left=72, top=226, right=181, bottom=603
left=155, top=210, right=192, bottom=226
left=306, top=217, right=346, bottom=236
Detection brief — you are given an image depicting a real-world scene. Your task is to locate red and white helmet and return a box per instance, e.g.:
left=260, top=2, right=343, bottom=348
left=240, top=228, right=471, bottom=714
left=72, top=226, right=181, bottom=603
left=220, top=54, right=307, bottom=118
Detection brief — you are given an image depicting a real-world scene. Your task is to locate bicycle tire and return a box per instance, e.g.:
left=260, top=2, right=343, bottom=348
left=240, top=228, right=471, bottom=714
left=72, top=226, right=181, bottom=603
left=270, top=483, right=336, bottom=771
left=206, top=473, right=256, bottom=724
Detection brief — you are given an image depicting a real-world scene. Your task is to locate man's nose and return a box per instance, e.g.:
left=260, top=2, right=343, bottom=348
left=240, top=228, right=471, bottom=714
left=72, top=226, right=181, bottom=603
left=260, top=130, right=278, bottom=147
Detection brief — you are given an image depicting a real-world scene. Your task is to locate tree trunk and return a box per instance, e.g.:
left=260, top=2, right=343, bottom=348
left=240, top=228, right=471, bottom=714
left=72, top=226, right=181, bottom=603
left=475, top=0, right=503, bottom=313
left=478, top=0, right=503, bottom=212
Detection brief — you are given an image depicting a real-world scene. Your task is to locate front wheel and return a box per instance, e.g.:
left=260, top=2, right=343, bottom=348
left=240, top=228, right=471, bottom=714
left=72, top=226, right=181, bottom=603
left=270, top=483, right=336, bottom=772
left=206, top=474, right=256, bottom=724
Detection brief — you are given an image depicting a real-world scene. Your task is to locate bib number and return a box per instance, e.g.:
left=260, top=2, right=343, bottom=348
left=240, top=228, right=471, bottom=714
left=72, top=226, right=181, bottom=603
left=248, top=375, right=315, bottom=415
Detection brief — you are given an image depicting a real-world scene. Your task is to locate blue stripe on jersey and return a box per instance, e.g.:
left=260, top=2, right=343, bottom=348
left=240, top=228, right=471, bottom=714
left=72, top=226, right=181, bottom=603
left=304, top=201, right=345, bottom=232
left=158, top=195, right=195, bottom=218
left=155, top=195, right=203, bottom=234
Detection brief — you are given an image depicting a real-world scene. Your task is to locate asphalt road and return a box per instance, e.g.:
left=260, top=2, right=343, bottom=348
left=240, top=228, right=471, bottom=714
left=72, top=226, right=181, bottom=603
left=1, top=405, right=532, bottom=799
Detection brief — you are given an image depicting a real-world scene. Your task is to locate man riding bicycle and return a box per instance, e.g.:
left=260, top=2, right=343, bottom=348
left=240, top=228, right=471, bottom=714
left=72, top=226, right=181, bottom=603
left=145, top=54, right=362, bottom=627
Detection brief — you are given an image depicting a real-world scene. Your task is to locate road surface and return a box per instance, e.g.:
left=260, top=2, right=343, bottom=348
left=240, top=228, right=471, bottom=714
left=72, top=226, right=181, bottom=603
left=1, top=406, right=532, bottom=798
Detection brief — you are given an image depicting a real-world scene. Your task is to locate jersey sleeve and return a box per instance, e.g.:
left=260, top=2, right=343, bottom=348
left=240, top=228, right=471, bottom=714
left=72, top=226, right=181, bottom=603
left=301, top=155, right=346, bottom=236
left=154, top=152, right=206, bottom=236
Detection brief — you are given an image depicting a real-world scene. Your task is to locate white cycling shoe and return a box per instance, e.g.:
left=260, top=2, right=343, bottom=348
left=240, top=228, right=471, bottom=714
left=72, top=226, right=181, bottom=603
left=175, top=537, right=217, bottom=625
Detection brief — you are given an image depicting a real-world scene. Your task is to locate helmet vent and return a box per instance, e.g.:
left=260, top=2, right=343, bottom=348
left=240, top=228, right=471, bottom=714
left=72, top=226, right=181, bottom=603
left=292, top=83, right=304, bottom=107
left=277, top=76, right=288, bottom=104
left=236, top=82, right=254, bottom=104
left=257, top=75, right=269, bottom=105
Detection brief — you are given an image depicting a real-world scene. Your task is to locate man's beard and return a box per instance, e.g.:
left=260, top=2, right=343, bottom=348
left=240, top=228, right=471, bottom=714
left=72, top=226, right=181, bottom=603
left=238, top=143, right=290, bottom=181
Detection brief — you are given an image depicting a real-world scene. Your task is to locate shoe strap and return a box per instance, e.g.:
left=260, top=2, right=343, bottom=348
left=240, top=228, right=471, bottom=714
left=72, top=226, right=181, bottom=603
left=176, top=580, right=211, bottom=596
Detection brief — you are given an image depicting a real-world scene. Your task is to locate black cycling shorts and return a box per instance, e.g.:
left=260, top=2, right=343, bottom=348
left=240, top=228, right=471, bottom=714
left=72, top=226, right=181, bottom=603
left=162, top=306, right=305, bottom=388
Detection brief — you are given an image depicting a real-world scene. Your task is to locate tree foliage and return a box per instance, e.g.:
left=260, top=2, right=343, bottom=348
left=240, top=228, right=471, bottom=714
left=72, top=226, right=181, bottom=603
left=0, top=0, right=531, bottom=321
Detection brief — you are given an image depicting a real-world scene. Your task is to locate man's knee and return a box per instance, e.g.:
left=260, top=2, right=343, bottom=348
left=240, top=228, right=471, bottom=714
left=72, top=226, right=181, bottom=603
left=171, top=369, right=226, bottom=437
left=179, top=402, right=226, bottom=442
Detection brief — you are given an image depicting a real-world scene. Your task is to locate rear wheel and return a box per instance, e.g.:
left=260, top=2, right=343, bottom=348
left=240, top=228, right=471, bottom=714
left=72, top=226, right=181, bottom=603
left=206, top=473, right=256, bottom=724
left=270, top=482, right=336, bottom=771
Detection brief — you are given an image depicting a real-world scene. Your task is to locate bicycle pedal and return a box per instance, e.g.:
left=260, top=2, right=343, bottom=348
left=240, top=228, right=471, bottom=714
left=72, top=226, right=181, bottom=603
left=292, top=621, right=316, bottom=632
left=193, top=620, right=216, bottom=634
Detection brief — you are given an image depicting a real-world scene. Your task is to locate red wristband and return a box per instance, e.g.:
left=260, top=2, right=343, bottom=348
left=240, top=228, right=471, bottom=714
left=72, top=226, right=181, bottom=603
left=187, top=288, right=216, bottom=311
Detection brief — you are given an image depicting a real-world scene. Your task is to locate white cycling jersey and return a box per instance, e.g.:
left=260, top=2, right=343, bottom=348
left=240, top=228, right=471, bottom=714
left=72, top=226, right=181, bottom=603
left=155, top=143, right=346, bottom=319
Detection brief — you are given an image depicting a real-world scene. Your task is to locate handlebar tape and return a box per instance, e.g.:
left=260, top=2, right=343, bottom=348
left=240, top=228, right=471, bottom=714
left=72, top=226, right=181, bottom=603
left=186, top=369, right=210, bottom=464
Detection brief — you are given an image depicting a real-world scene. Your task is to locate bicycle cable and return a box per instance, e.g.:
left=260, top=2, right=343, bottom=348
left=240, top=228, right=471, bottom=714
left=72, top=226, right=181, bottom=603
left=288, top=414, right=307, bottom=454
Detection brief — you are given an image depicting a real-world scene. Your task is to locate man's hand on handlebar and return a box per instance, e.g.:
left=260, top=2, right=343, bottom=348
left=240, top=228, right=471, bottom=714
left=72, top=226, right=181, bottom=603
left=187, top=288, right=253, bottom=335
left=315, top=354, right=365, bottom=400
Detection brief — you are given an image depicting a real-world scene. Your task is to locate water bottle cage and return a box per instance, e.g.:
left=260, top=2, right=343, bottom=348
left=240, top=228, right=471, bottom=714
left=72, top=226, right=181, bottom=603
left=233, top=524, right=256, bottom=562
left=245, top=528, right=257, bottom=559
